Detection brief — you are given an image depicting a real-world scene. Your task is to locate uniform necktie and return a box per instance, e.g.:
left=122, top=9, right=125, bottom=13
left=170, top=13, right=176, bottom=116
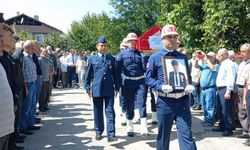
left=101, top=54, right=105, bottom=63
left=175, top=73, right=179, bottom=86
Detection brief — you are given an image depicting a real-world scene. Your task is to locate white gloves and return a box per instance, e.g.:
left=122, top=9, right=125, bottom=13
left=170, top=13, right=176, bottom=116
left=185, top=85, right=195, bottom=93
left=161, top=84, right=173, bottom=93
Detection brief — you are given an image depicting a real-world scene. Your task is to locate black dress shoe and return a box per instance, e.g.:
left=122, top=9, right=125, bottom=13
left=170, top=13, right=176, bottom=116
left=14, top=133, right=26, bottom=139
left=127, top=132, right=134, bottom=137
left=107, top=137, right=118, bottom=142
left=35, top=119, right=41, bottom=124
left=19, top=134, right=26, bottom=139
left=193, top=106, right=202, bottom=110
left=15, top=144, right=24, bottom=150
left=95, top=134, right=102, bottom=141
left=212, top=127, right=225, bottom=132
left=39, top=108, right=46, bottom=112
left=121, top=122, right=126, bottom=126
left=151, top=121, right=158, bottom=125
left=44, top=106, right=50, bottom=110
left=14, top=137, right=24, bottom=143
left=236, top=134, right=249, bottom=139
left=20, top=129, right=33, bottom=135
left=28, top=126, right=41, bottom=130
left=222, top=130, right=233, bottom=136
left=35, top=117, right=41, bottom=121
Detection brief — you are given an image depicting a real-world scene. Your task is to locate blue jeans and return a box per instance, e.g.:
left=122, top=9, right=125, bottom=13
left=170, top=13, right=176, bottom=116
left=201, top=87, right=216, bottom=124
left=20, top=82, right=36, bottom=130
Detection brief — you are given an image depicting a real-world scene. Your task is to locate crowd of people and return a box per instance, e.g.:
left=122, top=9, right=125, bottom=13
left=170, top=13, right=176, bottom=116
left=0, top=13, right=88, bottom=150
left=1, top=11, right=250, bottom=150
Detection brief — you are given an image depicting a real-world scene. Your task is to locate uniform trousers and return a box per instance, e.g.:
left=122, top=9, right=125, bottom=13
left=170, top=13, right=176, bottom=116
left=119, top=89, right=126, bottom=113
left=156, top=95, right=196, bottom=150
left=93, top=96, right=116, bottom=138
left=122, top=79, right=147, bottom=119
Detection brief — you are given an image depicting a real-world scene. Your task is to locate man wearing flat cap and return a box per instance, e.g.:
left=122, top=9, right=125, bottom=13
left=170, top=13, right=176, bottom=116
left=84, top=36, right=119, bottom=142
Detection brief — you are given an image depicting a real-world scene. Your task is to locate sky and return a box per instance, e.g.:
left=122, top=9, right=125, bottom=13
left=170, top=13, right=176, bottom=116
left=0, top=0, right=114, bottom=33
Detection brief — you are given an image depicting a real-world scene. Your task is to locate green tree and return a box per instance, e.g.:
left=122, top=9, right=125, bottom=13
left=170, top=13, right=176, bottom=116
left=41, top=32, right=69, bottom=51
left=109, top=0, right=161, bottom=35
left=158, top=0, right=204, bottom=52
left=17, top=30, right=34, bottom=41
left=202, top=0, right=250, bottom=51
left=68, top=12, right=125, bottom=54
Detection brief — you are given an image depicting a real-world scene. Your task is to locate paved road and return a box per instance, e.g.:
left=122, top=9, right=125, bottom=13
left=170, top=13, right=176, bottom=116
left=18, top=88, right=250, bottom=150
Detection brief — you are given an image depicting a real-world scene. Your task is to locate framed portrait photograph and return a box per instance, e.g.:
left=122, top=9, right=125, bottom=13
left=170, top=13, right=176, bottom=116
left=161, top=56, right=189, bottom=90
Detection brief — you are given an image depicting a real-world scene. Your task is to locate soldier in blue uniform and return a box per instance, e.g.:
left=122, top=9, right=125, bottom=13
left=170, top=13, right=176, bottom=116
left=84, top=36, right=119, bottom=142
left=117, top=38, right=129, bottom=126
left=145, top=24, right=197, bottom=150
left=116, top=33, right=148, bottom=137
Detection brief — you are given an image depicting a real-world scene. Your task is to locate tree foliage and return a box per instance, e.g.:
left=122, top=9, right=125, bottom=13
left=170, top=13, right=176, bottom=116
left=158, top=0, right=204, bottom=52
left=68, top=12, right=123, bottom=54
left=17, top=30, right=34, bottom=41
left=109, top=0, right=161, bottom=35
left=41, top=32, right=69, bottom=50
left=202, top=0, right=250, bottom=51
left=22, top=0, right=249, bottom=54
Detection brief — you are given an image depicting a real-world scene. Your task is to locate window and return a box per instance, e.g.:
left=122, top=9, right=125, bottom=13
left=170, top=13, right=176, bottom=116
left=35, top=34, right=44, bottom=42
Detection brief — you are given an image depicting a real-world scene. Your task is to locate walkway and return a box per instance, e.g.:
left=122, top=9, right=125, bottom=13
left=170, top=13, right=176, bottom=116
left=19, top=88, right=250, bottom=150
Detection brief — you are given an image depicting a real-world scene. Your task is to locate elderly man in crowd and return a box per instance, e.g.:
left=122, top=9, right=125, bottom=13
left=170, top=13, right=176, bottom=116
left=195, top=51, right=219, bottom=127
left=20, top=40, right=40, bottom=136
left=237, top=43, right=250, bottom=146
left=213, top=48, right=237, bottom=136
left=38, top=48, right=52, bottom=112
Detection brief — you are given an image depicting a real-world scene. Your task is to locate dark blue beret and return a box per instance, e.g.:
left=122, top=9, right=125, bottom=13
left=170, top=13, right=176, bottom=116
left=97, top=36, right=107, bottom=43
left=0, top=13, right=4, bottom=23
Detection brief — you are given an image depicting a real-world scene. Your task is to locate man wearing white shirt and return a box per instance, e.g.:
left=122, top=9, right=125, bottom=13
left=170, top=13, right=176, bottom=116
left=66, top=49, right=78, bottom=87
left=213, top=48, right=237, bottom=136
left=60, top=51, right=68, bottom=88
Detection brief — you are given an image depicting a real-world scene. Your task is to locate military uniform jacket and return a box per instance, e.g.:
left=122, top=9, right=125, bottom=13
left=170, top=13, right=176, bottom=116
left=116, top=48, right=146, bottom=87
left=84, top=54, right=119, bottom=97
left=145, top=49, right=191, bottom=93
